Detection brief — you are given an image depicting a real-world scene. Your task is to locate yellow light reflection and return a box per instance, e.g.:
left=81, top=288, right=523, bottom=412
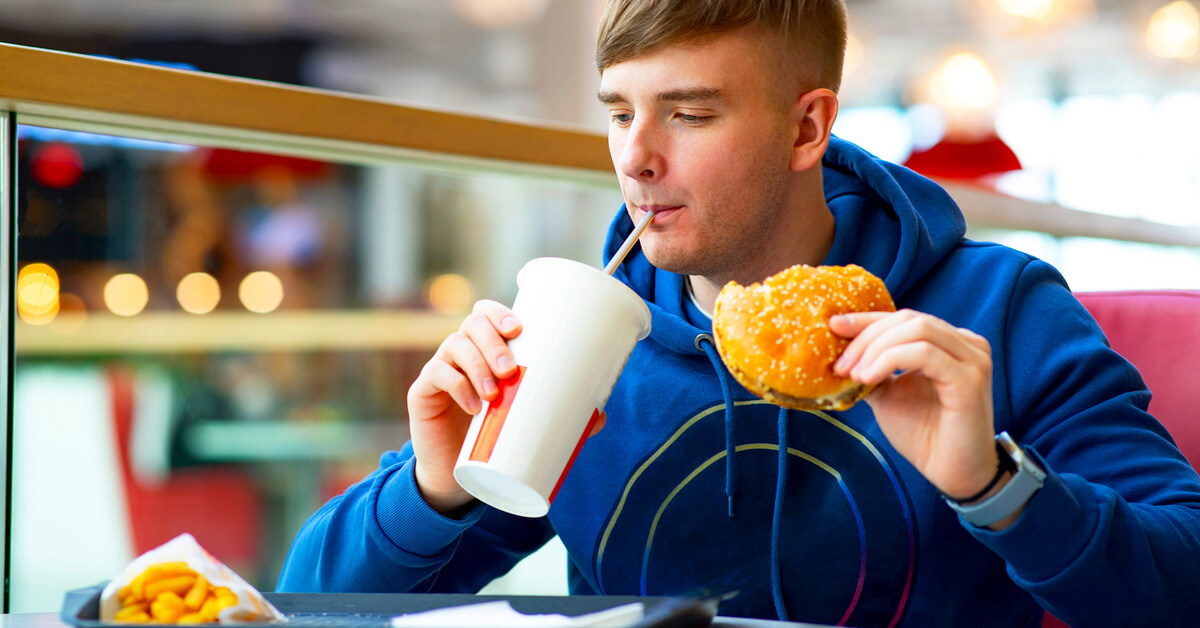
left=104, top=273, right=150, bottom=317
left=239, top=271, right=284, bottom=314
left=177, top=272, right=221, bottom=315
left=19, top=299, right=58, bottom=325
left=930, top=52, right=997, bottom=111
left=997, top=0, right=1054, bottom=19
left=17, top=262, right=60, bottom=317
left=425, top=274, right=474, bottom=314
left=1147, top=1, right=1200, bottom=59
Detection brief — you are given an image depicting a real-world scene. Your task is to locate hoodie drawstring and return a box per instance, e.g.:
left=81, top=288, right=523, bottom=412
left=696, top=334, right=738, bottom=517
left=771, top=406, right=791, bottom=622
left=697, top=334, right=792, bottom=621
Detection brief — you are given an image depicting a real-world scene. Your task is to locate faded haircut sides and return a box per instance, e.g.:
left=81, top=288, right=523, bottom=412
left=595, top=0, right=848, bottom=94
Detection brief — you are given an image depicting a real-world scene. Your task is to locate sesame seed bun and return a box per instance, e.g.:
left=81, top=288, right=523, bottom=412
left=712, top=264, right=896, bottom=411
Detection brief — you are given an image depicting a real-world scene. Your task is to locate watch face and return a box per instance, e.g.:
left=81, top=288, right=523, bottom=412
left=996, top=431, right=1020, bottom=457
left=997, top=431, right=1047, bottom=482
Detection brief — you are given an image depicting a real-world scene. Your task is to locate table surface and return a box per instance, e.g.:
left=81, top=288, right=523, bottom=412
left=0, top=614, right=827, bottom=628
left=42, top=589, right=837, bottom=628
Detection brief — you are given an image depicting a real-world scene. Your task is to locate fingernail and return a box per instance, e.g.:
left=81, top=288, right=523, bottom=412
left=501, top=316, right=520, bottom=333
left=483, top=377, right=498, bottom=397
left=835, top=355, right=849, bottom=371
left=468, top=398, right=483, bottom=414
left=497, top=355, right=515, bottom=371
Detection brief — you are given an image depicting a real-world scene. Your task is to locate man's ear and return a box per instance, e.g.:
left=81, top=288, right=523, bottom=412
left=789, top=88, right=839, bottom=173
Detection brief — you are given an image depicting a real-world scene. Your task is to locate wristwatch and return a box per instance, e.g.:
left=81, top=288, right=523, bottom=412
left=943, top=432, right=1046, bottom=527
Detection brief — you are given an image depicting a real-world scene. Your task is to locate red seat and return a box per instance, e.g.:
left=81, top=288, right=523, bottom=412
left=1043, top=290, right=1200, bottom=628
left=107, top=367, right=264, bottom=575
left=1075, top=291, right=1200, bottom=465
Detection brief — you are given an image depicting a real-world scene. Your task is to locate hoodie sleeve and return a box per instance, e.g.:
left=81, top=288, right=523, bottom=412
left=963, top=259, right=1200, bottom=626
left=275, top=441, right=556, bottom=593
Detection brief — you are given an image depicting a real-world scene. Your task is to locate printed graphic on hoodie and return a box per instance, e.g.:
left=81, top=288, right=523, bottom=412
left=592, top=400, right=917, bottom=627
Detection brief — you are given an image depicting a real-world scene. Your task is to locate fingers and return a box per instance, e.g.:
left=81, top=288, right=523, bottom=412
left=412, top=300, right=523, bottom=418
left=832, top=310, right=991, bottom=386
left=473, top=299, right=523, bottom=338
left=830, top=311, right=889, bottom=372
left=463, top=300, right=522, bottom=378
left=409, top=357, right=484, bottom=416
left=854, top=339, right=977, bottom=387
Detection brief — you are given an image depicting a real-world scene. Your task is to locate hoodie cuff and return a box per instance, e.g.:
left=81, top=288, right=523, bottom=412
left=373, top=459, right=486, bottom=558
left=962, top=449, right=1097, bottom=582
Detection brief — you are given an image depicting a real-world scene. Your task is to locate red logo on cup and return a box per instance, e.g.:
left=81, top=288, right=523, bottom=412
left=469, top=366, right=526, bottom=463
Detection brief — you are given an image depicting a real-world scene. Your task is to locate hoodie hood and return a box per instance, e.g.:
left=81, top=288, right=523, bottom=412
left=602, top=135, right=968, bottom=353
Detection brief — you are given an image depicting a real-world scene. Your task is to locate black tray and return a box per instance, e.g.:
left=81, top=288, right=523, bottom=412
left=62, top=583, right=716, bottom=628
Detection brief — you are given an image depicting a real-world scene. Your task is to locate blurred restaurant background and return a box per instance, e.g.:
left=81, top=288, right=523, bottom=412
left=2, top=0, right=1199, bottom=612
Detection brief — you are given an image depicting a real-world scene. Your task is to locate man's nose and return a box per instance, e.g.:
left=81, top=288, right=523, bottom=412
left=617, top=120, right=663, bottom=181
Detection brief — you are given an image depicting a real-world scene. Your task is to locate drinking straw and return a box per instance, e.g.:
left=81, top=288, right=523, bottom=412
left=604, top=209, right=657, bottom=275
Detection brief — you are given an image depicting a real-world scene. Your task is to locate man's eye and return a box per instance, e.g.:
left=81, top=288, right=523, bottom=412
left=611, top=113, right=633, bottom=124
left=680, top=114, right=710, bottom=124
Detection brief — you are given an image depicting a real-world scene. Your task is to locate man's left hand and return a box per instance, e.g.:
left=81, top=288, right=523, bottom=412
left=830, top=310, right=1003, bottom=506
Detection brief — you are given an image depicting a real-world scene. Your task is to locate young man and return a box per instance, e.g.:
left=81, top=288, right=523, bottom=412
left=278, top=1, right=1200, bottom=625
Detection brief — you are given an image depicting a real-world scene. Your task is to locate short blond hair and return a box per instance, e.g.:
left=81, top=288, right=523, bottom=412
left=595, top=0, right=848, bottom=93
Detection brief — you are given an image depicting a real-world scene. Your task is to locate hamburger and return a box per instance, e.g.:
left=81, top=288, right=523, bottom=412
left=712, top=264, right=896, bottom=411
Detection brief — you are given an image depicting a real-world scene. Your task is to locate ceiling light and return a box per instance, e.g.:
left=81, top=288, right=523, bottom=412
left=929, top=53, right=998, bottom=111
left=239, top=271, right=284, bottom=314
left=844, top=32, right=865, bottom=80
left=425, top=274, right=474, bottom=314
left=177, top=272, right=222, bottom=315
left=17, top=263, right=59, bottom=316
left=1147, top=1, right=1200, bottom=59
left=104, top=273, right=149, bottom=317
left=453, top=0, right=549, bottom=30
left=997, top=0, right=1054, bottom=20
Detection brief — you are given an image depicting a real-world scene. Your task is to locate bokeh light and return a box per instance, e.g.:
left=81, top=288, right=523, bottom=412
left=17, top=262, right=59, bottom=320
left=997, top=0, right=1054, bottom=20
left=929, top=52, right=997, bottom=111
left=425, top=273, right=475, bottom=314
left=31, top=142, right=84, bottom=189
left=104, top=273, right=150, bottom=317
left=844, top=32, right=864, bottom=80
left=453, top=0, right=548, bottom=30
left=19, top=301, right=58, bottom=325
left=49, top=293, right=88, bottom=335
left=176, top=272, right=222, bottom=314
left=1147, top=1, right=1200, bottom=59
left=239, top=271, right=284, bottom=314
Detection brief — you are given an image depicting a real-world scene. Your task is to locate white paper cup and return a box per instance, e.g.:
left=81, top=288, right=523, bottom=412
left=453, top=257, right=652, bottom=517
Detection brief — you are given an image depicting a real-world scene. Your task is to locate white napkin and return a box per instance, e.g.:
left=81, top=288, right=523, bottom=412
left=389, top=600, right=644, bottom=628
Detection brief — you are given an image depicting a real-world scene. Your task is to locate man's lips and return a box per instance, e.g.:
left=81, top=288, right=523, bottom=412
left=636, top=205, right=682, bottom=220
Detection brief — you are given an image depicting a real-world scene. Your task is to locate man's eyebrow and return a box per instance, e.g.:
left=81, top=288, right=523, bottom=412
left=655, top=86, right=725, bottom=103
left=596, top=87, right=726, bottom=105
left=596, top=90, right=626, bottom=105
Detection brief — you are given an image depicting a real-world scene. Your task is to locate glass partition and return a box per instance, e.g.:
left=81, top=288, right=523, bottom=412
left=9, top=122, right=620, bottom=611
left=0, top=110, right=13, bottom=614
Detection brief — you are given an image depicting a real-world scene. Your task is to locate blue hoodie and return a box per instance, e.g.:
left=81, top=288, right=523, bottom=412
left=277, top=137, right=1200, bottom=627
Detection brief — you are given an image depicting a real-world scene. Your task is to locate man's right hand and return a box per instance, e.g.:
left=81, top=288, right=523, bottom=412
left=406, top=299, right=523, bottom=516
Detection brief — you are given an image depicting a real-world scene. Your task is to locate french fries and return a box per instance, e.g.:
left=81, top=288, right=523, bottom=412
left=115, top=563, right=239, bottom=624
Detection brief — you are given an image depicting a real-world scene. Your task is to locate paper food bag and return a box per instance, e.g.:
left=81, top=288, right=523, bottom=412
left=99, top=533, right=286, bottom=624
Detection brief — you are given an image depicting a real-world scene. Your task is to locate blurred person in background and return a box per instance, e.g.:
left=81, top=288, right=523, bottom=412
left=277, top=0, right=1200, bottom=625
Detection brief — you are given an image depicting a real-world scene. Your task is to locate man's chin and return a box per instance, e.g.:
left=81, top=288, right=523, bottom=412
left=641, top=249, right=706, bottom=276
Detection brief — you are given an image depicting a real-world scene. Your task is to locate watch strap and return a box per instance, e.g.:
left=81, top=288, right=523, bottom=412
left=944, top=432, right=1046, bottom=527
left=940, top=437, right=1017, bottom=504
